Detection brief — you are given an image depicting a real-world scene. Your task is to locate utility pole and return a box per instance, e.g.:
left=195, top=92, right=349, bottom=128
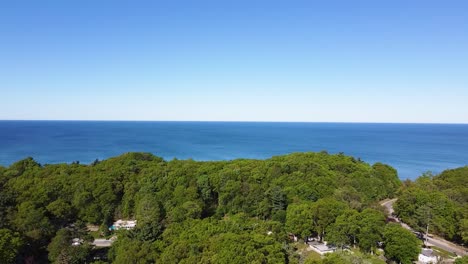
left=425, top=204, right=431, bottom=247
left=425, top=223, right=429, bottom=246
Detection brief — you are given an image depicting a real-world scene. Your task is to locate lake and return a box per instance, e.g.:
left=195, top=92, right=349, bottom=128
left=1, top=121, right=467, bottom=179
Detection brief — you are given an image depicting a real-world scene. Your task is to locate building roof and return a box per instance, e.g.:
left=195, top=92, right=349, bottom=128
left=314, top=244, right=334, bottom=252
left=421, top=248, right=435, bottom=257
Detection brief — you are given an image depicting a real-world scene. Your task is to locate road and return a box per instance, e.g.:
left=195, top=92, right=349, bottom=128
left=381, top=199, right=467, bottom=257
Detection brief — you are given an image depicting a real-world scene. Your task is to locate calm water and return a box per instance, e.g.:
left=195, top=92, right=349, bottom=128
left=0, top=121, right=467, bottom=179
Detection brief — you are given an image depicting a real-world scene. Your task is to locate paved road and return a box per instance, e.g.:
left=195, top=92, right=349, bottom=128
left=381, top=198, right=397, bottom=216
left=381, top=199, right=467, bottom=257
left=92, top=238, right=113, bottom=247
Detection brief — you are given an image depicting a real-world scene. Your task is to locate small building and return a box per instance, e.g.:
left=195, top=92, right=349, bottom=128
left=71, top=238, right=83, bottom=246
left=308, top=241, right=336, bottom=255
left=111, top=219, right=137, bottom=230
left=418, top=248, right=439, bottom=264
left=92, top=238, right=114, bottom=247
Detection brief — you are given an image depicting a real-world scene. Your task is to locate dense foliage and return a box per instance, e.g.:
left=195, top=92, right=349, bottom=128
left=382, top=223, right=421, bottom=264
left=394, top=167, right=468, bottom=244
left=455, top=256, right=468, bottom=264
left=0, top=152, right=404, bottom=263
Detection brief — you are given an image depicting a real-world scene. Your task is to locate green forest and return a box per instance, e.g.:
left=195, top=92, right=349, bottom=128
left=395, top=167, right=468, bottom=243
left=0, top=152, right=466, bottom=263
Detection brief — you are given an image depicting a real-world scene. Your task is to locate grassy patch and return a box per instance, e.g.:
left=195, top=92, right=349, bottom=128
left=303, top=250, right=322, bottom=262
left=431, top=246, right=457, bottom=258
left=295, top=242, right=309, bottom=251
left=89, top=231, right=102, bottom=239
left=292, top=242, right=323, bottom=263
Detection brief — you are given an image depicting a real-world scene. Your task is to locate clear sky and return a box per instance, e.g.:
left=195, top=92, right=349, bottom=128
left=1, top=0, right=467, bottom=123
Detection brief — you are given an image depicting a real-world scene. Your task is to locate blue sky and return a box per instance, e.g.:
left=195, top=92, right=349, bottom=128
left=1, top=0, right=467, bottom=123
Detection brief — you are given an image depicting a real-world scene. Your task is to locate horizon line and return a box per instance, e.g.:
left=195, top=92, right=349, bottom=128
left=1, top=119, right=468, bottom=125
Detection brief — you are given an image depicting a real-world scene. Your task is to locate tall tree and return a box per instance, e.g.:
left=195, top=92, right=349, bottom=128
left=312, top=198, right=347, bottom=241
left=0, top=229, right=23, bottom=264
left=357, top=209, right=386, bottom=253
left=383, top=224, right=421, bottom=264
left=326, top=209, right=360, bottom=248
left=285, top=202, right=315, bottom=239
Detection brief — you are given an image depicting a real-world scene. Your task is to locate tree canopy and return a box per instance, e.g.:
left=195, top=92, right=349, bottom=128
left=0, top=151, right=417, bottom=262
left=383, top=223, right=421, bottom=264
left=394, top=167, right=468, bottom=244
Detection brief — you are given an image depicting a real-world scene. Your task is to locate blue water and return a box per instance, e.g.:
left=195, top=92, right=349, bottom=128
left=0, top=121, right=467, bottom=179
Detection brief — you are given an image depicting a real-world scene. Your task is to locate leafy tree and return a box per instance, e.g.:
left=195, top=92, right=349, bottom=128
left=312, top=198, right=347, bottom=241
left=0, top=152, right=410, bottom=261
left=455, top=256, right=468, bottom=264
left=383, top=224, right=421, bottom=264
left=109, top=236, right=157, bottom=264
left=395, top=167, right=467, bottom=243
left=269, top=185, right=287, bottom=211
left=372, top=162, right=401, bottom=198
left=460, top=218, right=468, bottom=243
left=46, top=198, right=74, bottom=221
left=208, top=232, right=285, bottom=264
left=47, top=229, right=70, bottom=261
left=326, top=209, right=360, bottom=248
left=357, top=209, right=386, bottom=253
left=13, top=201, right=53, bottom=240
left=286, top=202, right=315, bottom=238
left=47, top=228, right=91, bottom=264
left=0, top=228, right=23, bottom=264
